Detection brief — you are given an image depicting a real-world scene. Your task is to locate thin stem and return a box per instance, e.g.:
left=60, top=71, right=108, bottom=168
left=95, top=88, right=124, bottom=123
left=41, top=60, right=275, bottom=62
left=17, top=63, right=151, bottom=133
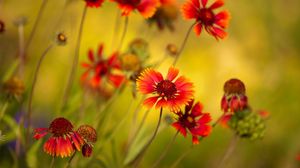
left=61, top=5, right=88, bottom=112
left=25, top=0, right=49, bottom=50
left=217, top=134, right=239, bottom=168
left=170, top=146, right=193, bottom=168
left=172, top=22, right=197, bottom=66
left=132, top=108, right=163, bottom=168
left=151, top=131, right=179, bottom=168
left=0, top=101, right=8, bottom=122
left=117, top=16, right=128, bottom=51
left=65, top=152, right=76, bottom=168
left=50, top=157, right=55, bottom=168
left=17, top=23, right=25, bottom=78
left=26, top=43, right=54, bottom=144
left=110, top=9, right=121, bottom=52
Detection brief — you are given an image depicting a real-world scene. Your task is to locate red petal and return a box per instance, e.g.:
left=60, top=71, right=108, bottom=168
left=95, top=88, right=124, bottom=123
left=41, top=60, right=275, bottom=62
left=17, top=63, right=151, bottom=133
left=166, top=66, right=179, bottom=81
left=191, top=102, right=203, bottom=117
left=108, top=74, right=125, bottom=87
left=98, top=44, right=104, bottom=58
left=155, top=98, right=168, bottom=109
left=220, top=114, right=232, bottom=128
left=181, top=0, right=200, bottom=19
left=209, top=0, right=224, bottom=9
left=211, top=26, right=227, bottom=40
left=194, top=22, right=203, bottom=36
left=197, top=113, right=211, bottom=124
left=137, top=0, right=159, bottom=18
left=172, top=122, right=187, bottom=137
left=88, top=49, right=94, bottom=62
left=201, top=0, right=207, bottom=7
left=192, top=136, right=199, bottom=144
left=81, top=62, right=91, bottom=68
left=143, top=96, right=159, bottom=108
left=215, top=11, right=230, bottom=28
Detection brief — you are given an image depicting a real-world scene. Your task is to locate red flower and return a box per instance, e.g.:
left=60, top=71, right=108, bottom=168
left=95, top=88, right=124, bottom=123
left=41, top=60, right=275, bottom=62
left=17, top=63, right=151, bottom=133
left=137, top=66, right=194, bottom=111
left=84, top=0, right=105, bottom=8
left=33, top=118, right=84, bottom=158
left=172, top=100, right=212, bottom=144
left=297, top=154, right=300, bottom=161
left=111, top=0, right=160, bottom=18
left=81, top=44, right=125, bottom=88
left=181, top=0, right=230, bottom=40
left=221, top=78, right=248, bottom=113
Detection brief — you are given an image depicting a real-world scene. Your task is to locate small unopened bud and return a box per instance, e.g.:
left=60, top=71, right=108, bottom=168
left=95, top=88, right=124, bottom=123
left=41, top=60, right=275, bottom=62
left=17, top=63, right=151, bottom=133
left=56, top=32, right=67, bottom=45
left=82, top=144, right=93, bottom=157
left=166, top=44, right=178, bottom=57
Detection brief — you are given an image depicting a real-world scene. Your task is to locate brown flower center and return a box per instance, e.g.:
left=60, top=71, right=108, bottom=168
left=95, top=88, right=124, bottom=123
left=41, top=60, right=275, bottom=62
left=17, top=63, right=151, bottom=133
left=49, top=118, right=73, bottom=137
left=198, top=8, right=215, bottom=25
left=77, top=125, right=97, bottom=143
left=224, top=78, right=246, bottom=94
left=156, top=80, right=177, bottom=99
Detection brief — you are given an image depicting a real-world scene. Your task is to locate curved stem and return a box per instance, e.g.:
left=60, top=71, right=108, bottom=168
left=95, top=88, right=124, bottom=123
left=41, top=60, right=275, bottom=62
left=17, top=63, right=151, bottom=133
left=0, top=101, right=8, bottom=122
left=26, top=43, right=54, bottom=143
left=170, top=146, right=193, bottom=168
left=172, top=22, right=197, bottom=66
left=50, top=157, right=55, bottom=168
left=25, top=0, right=49, bottom=50
left=65, top=152, right=76, bottom=168
left=151, top=131, right=179, bottom=168
left=61, top=5, right=88, bottom=112
left=117, top=16, right=128, bottom=51
left=217, top=134, right=238, bottom=168
left=132, top=108, right=163, bottom=168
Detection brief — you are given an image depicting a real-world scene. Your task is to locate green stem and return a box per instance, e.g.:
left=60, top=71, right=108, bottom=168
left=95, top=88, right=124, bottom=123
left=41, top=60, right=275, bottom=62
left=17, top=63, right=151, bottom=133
left=61, top=5, right=88, bottom=112
left=216, top=134, right=239, bottom=168
left=26, top=43, right=54, bottom=144
left=0, top=101, right=8, bottom=122
left=151, top=131, right=179, bottom=168
left=111, top=9, right=121, bottom=52
left=132, top=108, right=163, bottom=168
left=65, top=152, right=76, bottom=168
left=172, top=22, right=197, bottom=66
left=25, top=0, right=49, bottom=50
left=17, top=22, right=25, bottom=78
left=50, top=157, right=55, bottom=168
left=117, top=16, right=128, bottom=51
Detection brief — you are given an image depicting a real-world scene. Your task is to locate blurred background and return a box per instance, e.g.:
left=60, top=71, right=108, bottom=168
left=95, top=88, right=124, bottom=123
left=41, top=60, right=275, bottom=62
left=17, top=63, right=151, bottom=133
left=1, top=0, right=300, bottom=167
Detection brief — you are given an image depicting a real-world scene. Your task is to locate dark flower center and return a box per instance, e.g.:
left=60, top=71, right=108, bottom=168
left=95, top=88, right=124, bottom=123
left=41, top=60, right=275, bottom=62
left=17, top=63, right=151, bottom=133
left=156, top=80, right=177, bottom=99
left=122, top=0, right=141, bottom=6
left=49, top=118, right=73, bottom=137
left=180, top=114, right=196, bottom=128
left=198, top=8, right=215, bottom=25
left=96, top=62, right=109, bottom=76
left=85, top=0, right=99, bottom=2
left=224, top=78, right=246, bottom=94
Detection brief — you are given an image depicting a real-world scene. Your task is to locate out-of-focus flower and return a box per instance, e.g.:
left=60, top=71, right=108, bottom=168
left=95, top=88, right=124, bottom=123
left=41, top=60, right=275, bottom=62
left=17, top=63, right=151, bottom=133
left=137, top=66, right=194, bottom=111
left=2, top=76, right=25, bottom=101
left=0, top=130, right=5, bottom=141
left=77, top=125, right=97, bottom=157
left=166, top=43, right=178, bottom=57
left=56, top=32, right=67, bottom=45
left=172, top=100, right=211, bottom=144
left=84, top=0, right=105, bottom=8
left=128, top=38, right=150, bottom=61
left=297, top=154, right=300, bottom=161
left=181, top=0, right=230, bottom=40
left=221, top=78, right=248, bottom=113
left=0, top=20, right=5, bottom=33
left=81, top=44, right=125, bottom=89
left=148, top=0, right=178, bottom=31
left=33, top=117, right=84, bottom=158
left=111, top=0, right=160, bottom=18
left=120, top=53, right=141, bottom=71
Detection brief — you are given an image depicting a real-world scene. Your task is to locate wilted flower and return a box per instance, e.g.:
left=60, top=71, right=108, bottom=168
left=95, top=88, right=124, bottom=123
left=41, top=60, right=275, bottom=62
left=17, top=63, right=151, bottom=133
left=81, top=44, right=125, bottom=88
left=77, top=125, right=97, bottom=157
left=84, top=0, right=105, bottom=8
left=137, top=66, right=194, bottom=111
left=56, top=32, right=67, bottom=45
left=148, top=0, right=178, bottom=31
left=221, top=78, right=248, bottom=113
left=111, top=0, right=160, bottom=18
left=181, top=0, right=230, bottom=40
left=34, top=117, right=84, bottom=158
left=2, top=76, right=25, bottom=101
left=0, top=20, right=5, bottom=33
left=172, top=100, right=211, bottom=144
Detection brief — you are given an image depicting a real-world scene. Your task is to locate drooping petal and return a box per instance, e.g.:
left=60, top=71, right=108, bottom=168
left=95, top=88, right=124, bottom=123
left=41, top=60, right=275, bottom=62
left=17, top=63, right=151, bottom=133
left=137, top=0, right=160, bottom=18
left=172, top=122, right=187, bottom=137
left=88, top=49, right=94, bottom=62
left=143, top=96, right=159, bottom=108
left=192, top=136, right=199, bottom=144
left=211, top=26, right=227, bottom=40
left=194, top=22, right=203, bottom=36
left=97, top=44, right=104, bottom=58
left=181, top=0, right=200, bottom=19
left=209, top=0, right=224, bottom=9
left=215, top=10, right=230, bottom=28
left=191, top=102, right=203, bottom=117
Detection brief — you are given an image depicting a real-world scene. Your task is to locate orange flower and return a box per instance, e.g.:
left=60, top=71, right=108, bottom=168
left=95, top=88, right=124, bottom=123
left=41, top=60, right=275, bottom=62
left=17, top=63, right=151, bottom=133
left=137, top=67, right=194, bottom=111
left=111, top=0, right=160, bottom=18
left=84, top=0, right=105, bottom=8
left=172, top=100, right=212, bottom=144
left=181, top=0, right=230, bottom=40
left=33, top=118, right=84, bottom=158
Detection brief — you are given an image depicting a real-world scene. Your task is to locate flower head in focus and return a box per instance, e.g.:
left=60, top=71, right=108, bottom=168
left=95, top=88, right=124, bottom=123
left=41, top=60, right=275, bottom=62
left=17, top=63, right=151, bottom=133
left=33, top=117, right=84, bottom=158
left=77, top=125, right=97, bottom=157
left=111, top=0, right=160, bottom=18
left=84, top=0, right=105, bottom=8
left=148, top=0, right=179, bottom=31
left=137, top=66, right=194, bottom=111
left=181, top=0, right=230, bottom=40
left=81, top=44, right=125, bottom=89
left=172, top=100, right=212, bottom=144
